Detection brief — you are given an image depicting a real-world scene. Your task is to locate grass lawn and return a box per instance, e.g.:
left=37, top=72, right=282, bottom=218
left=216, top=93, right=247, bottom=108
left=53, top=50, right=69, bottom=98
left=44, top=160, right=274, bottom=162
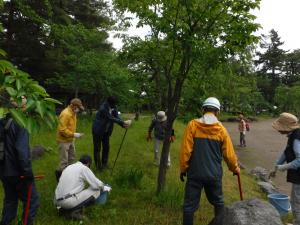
left=0, top=114, right=266, bottom=225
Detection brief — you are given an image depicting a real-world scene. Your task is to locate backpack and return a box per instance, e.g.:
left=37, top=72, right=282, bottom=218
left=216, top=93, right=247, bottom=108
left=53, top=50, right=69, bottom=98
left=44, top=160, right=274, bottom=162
left=245, top=122, right=250, bottom=132
left=0, top=118, right=13, bottom=162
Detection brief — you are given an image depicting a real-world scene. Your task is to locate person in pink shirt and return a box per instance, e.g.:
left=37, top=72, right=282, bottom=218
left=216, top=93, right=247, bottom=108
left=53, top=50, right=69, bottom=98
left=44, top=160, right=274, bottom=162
left=238, top=113, right=247, bottom=147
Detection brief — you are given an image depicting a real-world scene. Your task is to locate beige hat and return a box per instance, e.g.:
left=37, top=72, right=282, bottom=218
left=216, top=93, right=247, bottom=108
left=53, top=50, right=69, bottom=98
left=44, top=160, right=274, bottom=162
left=157, top=111, right=167, bottom=122
left=70, top=98, right=84, bottom=111
left=272, top=112, right=300, bottom=132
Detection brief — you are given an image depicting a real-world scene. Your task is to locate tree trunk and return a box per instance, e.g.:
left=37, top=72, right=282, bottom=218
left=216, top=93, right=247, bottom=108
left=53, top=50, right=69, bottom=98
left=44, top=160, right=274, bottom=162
left=156, top=120, right=173, bottom=194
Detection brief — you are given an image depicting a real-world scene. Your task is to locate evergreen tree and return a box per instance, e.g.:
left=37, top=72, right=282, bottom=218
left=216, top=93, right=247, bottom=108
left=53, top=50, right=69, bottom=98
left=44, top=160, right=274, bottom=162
left=255, top=29, right=287, bottom=102
left=282, top=49, right=300, bottom=85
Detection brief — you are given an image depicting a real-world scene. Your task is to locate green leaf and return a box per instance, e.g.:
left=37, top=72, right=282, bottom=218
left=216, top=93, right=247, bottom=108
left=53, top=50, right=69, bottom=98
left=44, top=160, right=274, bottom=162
left=0, top=60, right=14, bottom=72
left=9, top=109, right=26, bottom=128
left=46, top=110, right=57, bottom=124
left=25, top=99, right=36, bottom=111
left=0, top=49, right=6, bottom=57
left=5, top=87, right=17, bottom=97
left=44, top=116, right=54, bottom=129
left=44, top=97, right=62, bottom=105
left=35, top=101, right=45, bottom=118
left=16, top=79, right=21, bottom=90
left=0, top=108, right=4, bottom=118
left=4, top=75, right=15, bottom=84
left=30, top=83, right=47, bottom=96
left=26, top=117, right=35, bottom=134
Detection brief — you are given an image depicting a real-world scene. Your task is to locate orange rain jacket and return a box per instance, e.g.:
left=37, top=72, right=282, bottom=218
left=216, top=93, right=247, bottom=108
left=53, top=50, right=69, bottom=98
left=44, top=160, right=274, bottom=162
left=180, top=116, right=239, bottom=180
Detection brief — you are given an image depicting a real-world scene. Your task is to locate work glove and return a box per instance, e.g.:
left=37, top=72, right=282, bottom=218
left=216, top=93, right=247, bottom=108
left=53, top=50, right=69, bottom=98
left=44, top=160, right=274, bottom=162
left=103, top=185, right=112, bottom=192
left=180, top=172, right=186, bottom=182
left=169, top=135, right=176, bottom=143
left=276, top=163, right=291, bottom=172
left=123, top=120, right=132, bottom=129
left=233, top=167, right=241, bottom=176
left=269, top=165, right=278, bottom=179
left=146, top=132, right=152, bottom=142
left=74, top=133, right=84, bottom=138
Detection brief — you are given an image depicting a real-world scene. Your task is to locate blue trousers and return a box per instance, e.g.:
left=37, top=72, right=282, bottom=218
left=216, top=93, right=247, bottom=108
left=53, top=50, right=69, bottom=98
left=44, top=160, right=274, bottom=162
left=0, top=177, right=39, bottom=225
left=183, top=179, right=224, bottom=225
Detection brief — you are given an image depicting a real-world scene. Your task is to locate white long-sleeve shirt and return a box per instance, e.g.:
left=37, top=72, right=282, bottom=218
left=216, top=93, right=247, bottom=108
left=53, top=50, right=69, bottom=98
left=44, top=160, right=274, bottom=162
left=55, top=162, right=104, bottom=199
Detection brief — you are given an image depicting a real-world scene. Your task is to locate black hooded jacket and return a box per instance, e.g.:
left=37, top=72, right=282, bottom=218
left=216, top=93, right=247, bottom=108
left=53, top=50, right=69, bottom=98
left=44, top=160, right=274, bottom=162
left=92, top=101, right=124, bottom=136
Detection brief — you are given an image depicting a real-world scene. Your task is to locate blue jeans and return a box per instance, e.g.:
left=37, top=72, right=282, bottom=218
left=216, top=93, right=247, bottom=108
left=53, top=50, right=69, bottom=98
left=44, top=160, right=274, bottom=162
left=183, top=178, right=224, bottom=213
left=0, top=177, right=39, bottom=225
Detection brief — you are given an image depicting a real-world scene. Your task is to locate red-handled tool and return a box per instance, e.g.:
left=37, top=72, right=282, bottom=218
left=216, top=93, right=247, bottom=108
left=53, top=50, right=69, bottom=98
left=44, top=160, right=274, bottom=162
left=20, top=175, right=45, bottom=225
left=237, top=173, right=243, bottom=200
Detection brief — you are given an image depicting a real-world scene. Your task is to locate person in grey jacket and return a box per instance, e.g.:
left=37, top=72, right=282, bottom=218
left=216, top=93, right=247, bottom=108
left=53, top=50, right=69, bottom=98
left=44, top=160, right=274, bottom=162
left=147, top=111, right=175, bottom=166
left=92, top=96, right=130, bottom=170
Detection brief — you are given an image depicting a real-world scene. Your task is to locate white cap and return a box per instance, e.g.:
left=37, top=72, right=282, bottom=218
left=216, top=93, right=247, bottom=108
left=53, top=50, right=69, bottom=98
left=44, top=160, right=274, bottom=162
left=157, top=111, right=167, bottom=122
left=202, top=97, right=221, bottom=110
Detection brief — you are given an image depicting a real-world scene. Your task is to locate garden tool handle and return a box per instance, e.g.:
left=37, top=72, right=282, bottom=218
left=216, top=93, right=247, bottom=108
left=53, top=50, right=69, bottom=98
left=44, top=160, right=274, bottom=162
left=20, top=175, right=45, bottom=181
left=237, top=173, right=243, bottom=201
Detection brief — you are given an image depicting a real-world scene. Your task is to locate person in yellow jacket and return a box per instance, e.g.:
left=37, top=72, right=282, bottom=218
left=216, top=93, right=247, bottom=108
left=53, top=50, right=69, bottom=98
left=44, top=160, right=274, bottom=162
left=55, top=98, right=85, bottom=181
left=180, top=97, right=240, bottom=225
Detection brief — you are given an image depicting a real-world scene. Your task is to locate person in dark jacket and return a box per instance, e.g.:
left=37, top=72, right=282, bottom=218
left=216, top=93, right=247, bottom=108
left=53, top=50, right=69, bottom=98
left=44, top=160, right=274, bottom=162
left=0, top=98, right=39, bottom=225
left=270, top=112, right=300, bottom=225
left=92, top=96, right=130, bottom=170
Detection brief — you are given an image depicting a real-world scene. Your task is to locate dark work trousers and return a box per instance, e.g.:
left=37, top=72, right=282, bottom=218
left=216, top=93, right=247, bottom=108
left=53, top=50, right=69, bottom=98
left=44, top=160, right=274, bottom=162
left=92, top=132, right=110, bottom=169
left=0, top=177, right=39, bottom=225
left=183, top=178, right=224, bottom=225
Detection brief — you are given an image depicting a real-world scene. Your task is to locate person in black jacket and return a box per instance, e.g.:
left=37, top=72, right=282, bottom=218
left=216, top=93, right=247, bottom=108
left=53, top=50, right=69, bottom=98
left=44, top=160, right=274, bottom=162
left=92, top=96, right=130, bottom=170
left=0, top=97, right=39, bottom=225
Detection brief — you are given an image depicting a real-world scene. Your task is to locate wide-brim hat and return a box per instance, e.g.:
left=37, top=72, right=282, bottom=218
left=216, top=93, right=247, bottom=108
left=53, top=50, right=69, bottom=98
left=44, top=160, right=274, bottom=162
left=157, top=111, right=167, bottom=122
left=70, top=98, right=84, bottom=111
left=272, top=112, right=300, bottom=132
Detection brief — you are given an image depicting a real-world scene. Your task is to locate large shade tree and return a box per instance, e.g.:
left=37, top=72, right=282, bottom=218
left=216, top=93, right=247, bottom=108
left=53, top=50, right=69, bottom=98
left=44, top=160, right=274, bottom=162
left=114, top=0, right=261, bottom=193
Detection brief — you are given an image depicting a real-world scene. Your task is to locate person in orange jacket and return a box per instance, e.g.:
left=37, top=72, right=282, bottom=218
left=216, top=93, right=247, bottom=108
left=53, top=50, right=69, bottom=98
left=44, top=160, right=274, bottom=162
left=180, top=97, right=240, bottom=225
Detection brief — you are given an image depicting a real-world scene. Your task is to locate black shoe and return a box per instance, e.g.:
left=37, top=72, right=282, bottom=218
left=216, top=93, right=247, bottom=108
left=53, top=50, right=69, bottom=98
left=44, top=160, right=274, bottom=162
left=55, top=170, right=62, bottom=182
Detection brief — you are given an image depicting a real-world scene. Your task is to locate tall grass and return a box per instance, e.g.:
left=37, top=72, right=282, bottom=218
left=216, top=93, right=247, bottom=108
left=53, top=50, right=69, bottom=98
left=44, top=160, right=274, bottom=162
left=0, top=114, right=265, bottom=225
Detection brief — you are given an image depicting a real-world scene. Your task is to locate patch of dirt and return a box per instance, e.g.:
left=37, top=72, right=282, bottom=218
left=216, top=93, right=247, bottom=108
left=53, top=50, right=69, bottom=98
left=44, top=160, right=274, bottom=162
left=223, top=119, right=291, bottom=195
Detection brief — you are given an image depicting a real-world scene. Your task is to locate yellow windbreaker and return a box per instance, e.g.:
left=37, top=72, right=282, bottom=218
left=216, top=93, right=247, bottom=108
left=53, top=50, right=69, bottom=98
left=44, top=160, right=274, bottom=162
left=56, top=106, right=77, bottom=143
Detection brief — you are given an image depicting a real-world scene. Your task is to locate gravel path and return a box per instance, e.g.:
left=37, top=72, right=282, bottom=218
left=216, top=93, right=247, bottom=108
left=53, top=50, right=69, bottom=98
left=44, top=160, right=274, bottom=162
left=223, top=119, right=291, bottom=195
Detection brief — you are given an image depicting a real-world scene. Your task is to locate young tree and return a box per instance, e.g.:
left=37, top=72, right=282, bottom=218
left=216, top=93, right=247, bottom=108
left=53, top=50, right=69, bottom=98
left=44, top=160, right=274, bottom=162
left=114, top=0, right=260, bottom=193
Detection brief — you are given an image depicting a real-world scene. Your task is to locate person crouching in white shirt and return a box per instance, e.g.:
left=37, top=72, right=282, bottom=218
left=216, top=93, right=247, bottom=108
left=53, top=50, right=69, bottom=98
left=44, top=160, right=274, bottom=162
left=54, top=154, right=112, bottom=220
